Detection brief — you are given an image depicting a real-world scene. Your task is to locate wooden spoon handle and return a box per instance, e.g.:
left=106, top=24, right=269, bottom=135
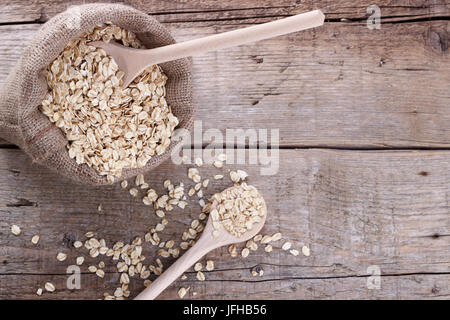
left=134, top=238, right=213, bottom=300
left=141, top=9, right=325, bottom=66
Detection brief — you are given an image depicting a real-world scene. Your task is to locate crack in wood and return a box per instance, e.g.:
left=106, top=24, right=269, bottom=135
left=187, top=145, right=450, bottom=151
left=0, top=12, right=448, bottom=27
left=147, top=5, right=293, bottom=16
left=1, top=271, right=449, bottom=282
left=201, top=271, right=450, bottom=283
left=325, top=15, right=450, bottom=23
left=6, top=198, right=37, bottom=207
left=420, top=233, right=450, bottom=238
left=4, top=145, right=450, bottom=151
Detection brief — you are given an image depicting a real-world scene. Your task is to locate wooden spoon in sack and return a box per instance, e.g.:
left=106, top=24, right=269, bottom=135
left=134, top=184, right=267, bottom=300
left=90, top=9, right=325, bottom=88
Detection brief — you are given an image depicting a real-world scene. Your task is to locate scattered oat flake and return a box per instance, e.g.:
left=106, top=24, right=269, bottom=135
left=261, top=235, right=272, bottom=244
left=163, top=179, right=171, bottom=188
left=114, top=287, right=123, bottom=298
left=73, top=240, right=83, bottom=248
left=120, top=272, right=130, bottom=285
left=45, top=282, right=55, bottom=292
left=253, top=234, right=262, bottom=242
left=36, top=288, right=43, bottom=296
left=302, top=245, right=310, bottom=256
left=251, top=266, right=264, bottom=277
left=230, top=171, right=240, bottom=183
left=228, top=244, right=238, bottom=257
left=76, top=256, right=84, bottom=265
left=217, top=153, right=227, bottom=161
left=214, top=175, right=224, bottom=180
left=11, top=225, right=21, bottom=236
left=237, top=170, right=248, bottom=180
left=241, top=248, right=250, bottom=258
left=197, top=271, right=205, bottom=281
left=213, top=160, right=223, bottom=168
left=90, top=248, right=99, bottom=258
left=144, top=280, right=152, bottom=287
left=136, top=174, right=145, bottom=186
left=282, top=242, right=292, bottom=251
left=180, top=242, right=189, bottom=250
left=31, top=235, right=40, bottom=244
left=155, top=210, right=165, bottom=218
left=56, top=252, right=67, bottom=262
left=191, top=220, right=200, bottom=230
left=194, top=262, right=202, bottom=272
left=195, top=157, right=203, bottom=167
left=290, top=249, right=299, bottom=256
left=206, top=260, right=214, bottom=271
left=264, top=244, right=273, bottom=253
left=271, top=232, right=282, bottom=241
left=129, top=188, right=138, bottom=197
left=178, top=287, right=189, bottom=299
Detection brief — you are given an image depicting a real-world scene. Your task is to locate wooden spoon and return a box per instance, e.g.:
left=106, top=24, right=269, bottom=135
left=134, top=185, right=267, bottom=300
left=90, top=9, right=325, bottom=88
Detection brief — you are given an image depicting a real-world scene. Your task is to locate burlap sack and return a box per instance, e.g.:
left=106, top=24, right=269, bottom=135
left=0, top=3, right=194, bottom=185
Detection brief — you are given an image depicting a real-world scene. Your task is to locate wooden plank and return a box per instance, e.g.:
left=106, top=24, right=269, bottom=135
left=0, top=0, right=448, bottom=24
left=2, top=274, right=449, bottom=300
left=1, top=20, right=449, bottom=148
left=0, top=148, right=449, bottom=299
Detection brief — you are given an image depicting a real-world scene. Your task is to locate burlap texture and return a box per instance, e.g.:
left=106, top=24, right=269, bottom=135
left=0, top=3, right=194, bottom=185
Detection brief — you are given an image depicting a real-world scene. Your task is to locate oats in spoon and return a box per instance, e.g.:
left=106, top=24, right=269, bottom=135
left=210, top=183, right=265, bottom=238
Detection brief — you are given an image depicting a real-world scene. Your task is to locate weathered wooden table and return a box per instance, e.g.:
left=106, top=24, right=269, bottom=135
left=0, top=0, right=449, bottom=300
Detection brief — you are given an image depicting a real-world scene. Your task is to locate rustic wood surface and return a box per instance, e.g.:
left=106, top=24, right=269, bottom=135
left=1, top=149, right=450, bottom=299
left=0, top=0, right=449, bottom=299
